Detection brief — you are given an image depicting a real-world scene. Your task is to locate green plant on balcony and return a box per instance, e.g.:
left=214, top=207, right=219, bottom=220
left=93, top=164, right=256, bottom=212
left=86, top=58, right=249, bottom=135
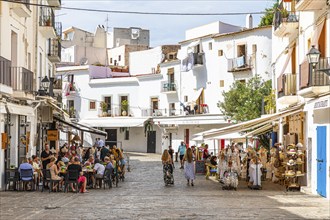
left=100, top=101, right=108, bottom=116
left=121, top=100, right=128, bottom=116
left=69, top=106, right=75, bottom=118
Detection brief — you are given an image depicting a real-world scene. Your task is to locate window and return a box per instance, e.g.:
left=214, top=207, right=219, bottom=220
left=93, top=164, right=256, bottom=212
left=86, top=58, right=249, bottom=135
left=208, top=42, right=212, bottom=50
left=118, top=55, right=121, bottom=61
left=125, top=130, right=129, bottom=140
left=219, top=80, right=224, bottom=87
left=89, top=101, right=96, bottom=110
left=114, top=60, right=117, bottom=66
left=218, top=50, right=223, bottom=56
left=110, top=58, right=112, bottom=64
left=184, top=96, right=188, bottom=102
left=239, top=79, right=246, bottom=84
left=169, top=103, right=175, bottom=116
left=104, top=96, right=111, bottom=112
left=237, top=44, right=246, bottom=57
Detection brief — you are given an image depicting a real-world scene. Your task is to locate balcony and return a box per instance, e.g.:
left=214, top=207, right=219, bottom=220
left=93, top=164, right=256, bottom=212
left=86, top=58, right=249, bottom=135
left=141, top=108, right=182, bottom=117
left=227, top=55, right=252, bottom=72
left=47, top=0, right=61, bottom=8
left=161, top=81, right=177, bottom=94
left=0, top=57, right=13, bottom=95
left=11, top=0, right=31, bottom=17
left=296, top=0, right=327, bottom=11
left=39, top=7, right=56, bottom=38
left=298, top=58, right=330, bottom=98
left=277, top=73, right=298, bottom=105
left=274, top=11, right=299, bottom=37
left=11, top=67, right=35, bottom=99
left=48, top=38, right=61, bottom=62
left=99, top=105, right=131, bottom=117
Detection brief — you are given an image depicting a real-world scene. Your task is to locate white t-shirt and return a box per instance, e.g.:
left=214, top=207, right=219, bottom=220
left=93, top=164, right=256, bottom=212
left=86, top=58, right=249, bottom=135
left=94, top=163, right=105, bottom=175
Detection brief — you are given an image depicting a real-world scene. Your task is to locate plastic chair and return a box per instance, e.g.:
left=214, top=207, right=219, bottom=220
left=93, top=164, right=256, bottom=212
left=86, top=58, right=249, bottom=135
left=64, top=170, right=79, bottom=193
left=103, top=168, right=113, bottom=189
left=43, top=169, right=60, bottom=193
left=19, top=169, right=34, bottom=191
left=5, top=170, right=20, bottom=191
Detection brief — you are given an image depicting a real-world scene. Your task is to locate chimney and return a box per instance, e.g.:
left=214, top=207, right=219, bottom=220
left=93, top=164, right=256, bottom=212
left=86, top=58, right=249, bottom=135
left=246, top=14, right=253, bottom=29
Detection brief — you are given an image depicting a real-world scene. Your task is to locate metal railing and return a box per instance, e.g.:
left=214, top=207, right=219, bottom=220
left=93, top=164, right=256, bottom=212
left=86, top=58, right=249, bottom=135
left=11, top=67, right=34, bottom=93
left=227, top=55, right=252, bottom=72
left=278, top=73, right=297, bottom=98
left=48, top=38, right=61, bottom=59
left=274, top=11, right=299, bottom=31
left=161, top=81, right=177, bottom=92
left=0, top=56, right=12, bottom=87
left=39, top=7, right=55, bottom=27
left=54, top=22, right=62, bottom=37
left=299, top=57, right=330, bottom=89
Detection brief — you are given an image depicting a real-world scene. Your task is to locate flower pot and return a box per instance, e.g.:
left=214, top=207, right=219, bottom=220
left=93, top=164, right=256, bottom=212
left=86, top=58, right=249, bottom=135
left=122, top=111, right=127, bottom=116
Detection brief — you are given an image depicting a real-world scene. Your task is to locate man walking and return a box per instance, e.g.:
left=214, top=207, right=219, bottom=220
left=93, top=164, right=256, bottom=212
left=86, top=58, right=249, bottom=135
left=178, top=141, right=186, bottom=169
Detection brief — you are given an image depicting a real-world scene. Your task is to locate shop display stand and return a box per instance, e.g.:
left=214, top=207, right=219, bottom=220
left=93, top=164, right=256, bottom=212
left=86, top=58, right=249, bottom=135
left=283, top=145, right=305, bottom=192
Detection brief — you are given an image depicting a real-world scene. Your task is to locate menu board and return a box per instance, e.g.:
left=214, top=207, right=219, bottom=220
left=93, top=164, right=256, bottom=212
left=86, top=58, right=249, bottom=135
left=195, top=160, right=205, bottom=174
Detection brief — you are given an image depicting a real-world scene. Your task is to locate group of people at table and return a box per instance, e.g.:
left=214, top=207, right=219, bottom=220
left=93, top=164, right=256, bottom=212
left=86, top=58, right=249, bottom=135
left=16, top=142, right=126, bottom=193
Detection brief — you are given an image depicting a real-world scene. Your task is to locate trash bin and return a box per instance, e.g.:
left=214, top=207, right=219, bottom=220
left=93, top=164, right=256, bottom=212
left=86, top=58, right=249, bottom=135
left=175, top=152, right=178, bottom=162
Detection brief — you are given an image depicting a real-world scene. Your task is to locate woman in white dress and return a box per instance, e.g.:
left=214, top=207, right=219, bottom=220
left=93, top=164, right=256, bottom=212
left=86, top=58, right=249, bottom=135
left=183, top=148, right=195, bottom=186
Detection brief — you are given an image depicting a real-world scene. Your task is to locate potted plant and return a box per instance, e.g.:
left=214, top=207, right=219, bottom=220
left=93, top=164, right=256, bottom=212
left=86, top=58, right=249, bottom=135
left=100, top=101, right=108, bottom=116
left=69, top=106, right=75, bottom=118
left=121, top=100, right=128, bottom=116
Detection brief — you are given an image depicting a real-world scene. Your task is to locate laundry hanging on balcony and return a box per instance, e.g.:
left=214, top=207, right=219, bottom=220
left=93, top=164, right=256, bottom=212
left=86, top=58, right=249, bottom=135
left=181, top=52, right=194, bottom=72
left=236, top=55, right=245, bottom=68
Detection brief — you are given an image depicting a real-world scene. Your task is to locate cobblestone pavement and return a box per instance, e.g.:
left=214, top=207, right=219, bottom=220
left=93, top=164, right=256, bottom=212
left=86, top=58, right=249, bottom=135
left=0, top=153, right=329, bottom=220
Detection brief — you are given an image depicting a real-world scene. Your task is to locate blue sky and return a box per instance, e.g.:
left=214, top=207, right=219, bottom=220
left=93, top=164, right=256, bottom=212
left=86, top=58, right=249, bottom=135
left=57, top=0, right=276, bottom=47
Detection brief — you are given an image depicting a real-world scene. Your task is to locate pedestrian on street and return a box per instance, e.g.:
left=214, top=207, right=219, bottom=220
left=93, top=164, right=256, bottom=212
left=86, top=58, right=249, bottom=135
left=178, top=141, right=186, bottom=169
left=184, top=148, right=195, bottom=186
left=41, top=143, right=52, bottom=169
left=168, top=146, right=175, bottom=169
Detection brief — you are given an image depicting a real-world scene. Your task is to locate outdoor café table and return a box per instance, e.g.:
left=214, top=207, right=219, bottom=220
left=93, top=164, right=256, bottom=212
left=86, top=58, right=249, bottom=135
left=82, top=168, right=94, bottom=188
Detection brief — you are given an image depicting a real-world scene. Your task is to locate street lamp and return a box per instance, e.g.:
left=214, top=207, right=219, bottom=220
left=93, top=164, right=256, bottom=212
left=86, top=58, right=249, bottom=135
left=41, top=76, right=50, bottom=91
left=306, top=45, right=320, bottom=66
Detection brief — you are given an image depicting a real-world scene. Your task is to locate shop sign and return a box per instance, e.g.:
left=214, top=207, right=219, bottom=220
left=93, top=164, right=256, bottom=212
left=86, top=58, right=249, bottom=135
left=314, top=99, right=329, bottom=110
left=1, top=133, right=8, bottom=149
left=47, top=130, right=59, bottom=141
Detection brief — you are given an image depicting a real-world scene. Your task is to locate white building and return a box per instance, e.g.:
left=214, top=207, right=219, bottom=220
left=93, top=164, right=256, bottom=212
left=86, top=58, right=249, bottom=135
left=0, top=0, right=62, bottom=190
left=61, top=26, right=108, bottom=66
left=272, top=0, right=330, bottom=198
left=58, top=20, right=273, bottom=155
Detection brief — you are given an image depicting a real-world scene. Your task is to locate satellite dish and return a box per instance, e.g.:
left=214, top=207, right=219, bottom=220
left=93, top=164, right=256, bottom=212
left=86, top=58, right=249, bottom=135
left=80, top=57, right=88, bottom=65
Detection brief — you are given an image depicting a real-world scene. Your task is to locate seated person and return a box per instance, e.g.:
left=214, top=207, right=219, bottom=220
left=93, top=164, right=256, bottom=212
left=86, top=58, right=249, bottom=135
left=67, top=157, right=88, bottom=193
left=47, top=157, right=64, bottom=191
left=19, top=158, right=34, bottom=179
left=210, top=156, right=218, bottom=166
left=93, top=159, right=105, bottom=188
left=84, top=155, right=94, bottom=167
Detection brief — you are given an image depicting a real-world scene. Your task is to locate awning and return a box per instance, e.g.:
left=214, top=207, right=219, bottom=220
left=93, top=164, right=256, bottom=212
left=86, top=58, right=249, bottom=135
left=154, top=115, right=227, bottom=125
left=190, top=88, right=203, bottom=103
left=46, top=100, right=70, bottom=121
left=208, top=132, right=246, bottom=140
left=244, top=123, right=273, bottom=138
left=6, top=103, right=35, bottom=116
left=203, top=105, right=303, bottom=139
left=54, top=116, right=107, bottom=136
left=80, top=117, right=149, bottom=128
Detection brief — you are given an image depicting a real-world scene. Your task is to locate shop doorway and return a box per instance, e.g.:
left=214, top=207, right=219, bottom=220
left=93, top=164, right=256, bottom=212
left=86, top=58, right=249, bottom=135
left=105, top=129, right=117, bottom=148
left=316, top=126, right=327, bottom=197
left=147, top=131, right=156, bottom=153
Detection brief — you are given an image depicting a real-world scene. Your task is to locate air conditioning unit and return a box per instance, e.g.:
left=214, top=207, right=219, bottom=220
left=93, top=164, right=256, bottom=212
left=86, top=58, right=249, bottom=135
left=41, top=106, right=53, bottom=123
